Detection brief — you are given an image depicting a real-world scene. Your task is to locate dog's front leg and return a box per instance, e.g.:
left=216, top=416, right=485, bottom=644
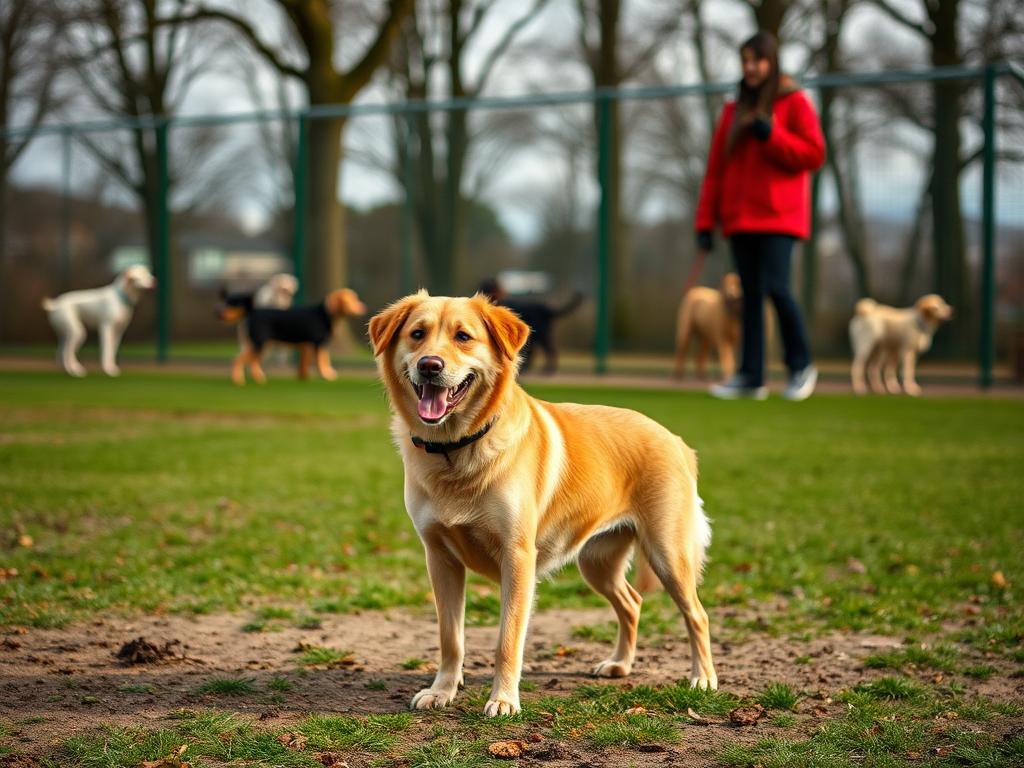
left=902, top=349, right=922, bottom=396
left=411, top=544, right=466, bottom=710
left=99, top=323, right=123, bottom=377
left=486, top=542, right=536, bottom=717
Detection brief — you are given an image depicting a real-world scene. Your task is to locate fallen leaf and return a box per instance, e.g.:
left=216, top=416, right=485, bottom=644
left=315, top=751, right=348, bottom=767
left=991, top=571, right=1008, bottom=589
left=141, top=744, right=188, bottom=768
left=686, top=707, right=710, bottom=724
left=729, top=703, right=766, bottom=726
left=554, top=645, right=577, bottom=657
left=624, top=706, right=649, bottom=716
left=487, top=740, right=528, bottom=759
left=17, top=535, right=33, bottom=548
left=277, top=732, right=307, bottom=751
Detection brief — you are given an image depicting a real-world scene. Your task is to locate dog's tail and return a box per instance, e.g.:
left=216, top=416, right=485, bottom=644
left=41, top=298, right=57, bottom=312
left=854, top=298, right=877, bottom=317
left=553, top=292, right=585, bottom=317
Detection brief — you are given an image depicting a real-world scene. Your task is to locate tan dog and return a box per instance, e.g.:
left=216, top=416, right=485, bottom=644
left=849, top=294, right=953, bottom=396
left=673, top=273, right=741, bottom=380
left=370, top=291, right=716, bottom=718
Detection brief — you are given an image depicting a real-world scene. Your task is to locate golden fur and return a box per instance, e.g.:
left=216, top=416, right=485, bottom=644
left=673, top=273, right=742, bottom=380
left=849, top=294, right=953, bottom=396
left=370, top=291, right=717, bottom=717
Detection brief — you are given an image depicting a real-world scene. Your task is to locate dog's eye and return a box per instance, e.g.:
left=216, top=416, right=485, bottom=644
left=455, top=331, right=472, bottom=342
left=410, top=329, right=425, bottom=340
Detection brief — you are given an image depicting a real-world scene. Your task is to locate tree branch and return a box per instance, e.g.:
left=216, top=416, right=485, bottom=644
left=159, top=7, right=305, bottom=79
left=471, top=0, right=550, bottom=97
left=340, top=0, right=415, bottom=102
left=868, top=0, right=928, bottom=37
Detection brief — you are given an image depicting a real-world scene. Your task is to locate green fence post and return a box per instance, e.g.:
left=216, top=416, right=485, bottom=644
left=979, top=64, right=996, bottom=389
left=401, top=114, right=415, bottom=295
left=60, top=128, right=72, bottom=292
left=292, top=112, right=308, bottom=304
left=595, top=94, right=611, bottom=375
left=155, top=119, right=170, bottom=363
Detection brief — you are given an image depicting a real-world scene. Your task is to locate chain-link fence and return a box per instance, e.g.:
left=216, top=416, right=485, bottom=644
left=2, top=64, right=1022, bottom=384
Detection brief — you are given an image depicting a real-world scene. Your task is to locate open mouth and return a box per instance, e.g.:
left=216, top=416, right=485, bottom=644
left=412, top=374, right=475, bottom=424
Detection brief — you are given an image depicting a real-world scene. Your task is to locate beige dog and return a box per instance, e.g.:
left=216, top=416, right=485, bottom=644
left=370, top=291, right=716, bottom=718
left=673, top=273, right=742, bottom=380
left=849, top=294, right=953, bottom=396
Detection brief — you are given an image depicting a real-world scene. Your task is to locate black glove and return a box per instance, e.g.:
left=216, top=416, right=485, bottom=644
left=696, top=230, right=713, bottom=252
left=750, top=116, right=772, bottom=141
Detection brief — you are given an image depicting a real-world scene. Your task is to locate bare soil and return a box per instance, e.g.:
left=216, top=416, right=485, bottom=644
left=2, top=607, right=1021, bottom=767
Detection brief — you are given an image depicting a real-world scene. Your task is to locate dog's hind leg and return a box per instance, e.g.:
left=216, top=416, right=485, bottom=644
left=883, top=350, right=902, bottom=394
left=695, top=340, right=711, bottom=381
left=640, top=494, right=716, bottom=690
left=297, top=344, right=312, bottom=380
left=249, top=348, right=267, bottom=384
left=232, top=344, right=250, bottom=385
left=578, top=527, right=643, bottom=678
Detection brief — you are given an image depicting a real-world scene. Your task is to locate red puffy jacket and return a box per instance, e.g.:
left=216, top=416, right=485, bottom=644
left=695, top=89, right=825, bottom=240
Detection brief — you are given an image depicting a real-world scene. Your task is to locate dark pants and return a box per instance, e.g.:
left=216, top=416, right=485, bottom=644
left=730, top=233, right=812, bottom=387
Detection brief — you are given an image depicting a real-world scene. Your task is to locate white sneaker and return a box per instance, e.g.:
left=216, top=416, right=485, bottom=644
left=783, top=365, right=818, bottom=401
left=710, top=375, right=768, bottom=401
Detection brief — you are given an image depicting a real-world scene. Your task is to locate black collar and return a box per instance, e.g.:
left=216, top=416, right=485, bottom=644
left=411, top=420, right=494, bottom=461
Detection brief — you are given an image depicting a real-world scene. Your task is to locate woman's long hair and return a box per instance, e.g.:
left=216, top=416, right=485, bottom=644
left=726, top=31, right=780, bottom=155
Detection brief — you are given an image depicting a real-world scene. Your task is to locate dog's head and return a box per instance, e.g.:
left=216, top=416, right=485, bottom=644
left=215, top=289, right=254, bottom=324
left=720, top=272, right=742, bottom=314
left=915, top=294, right=953, bottom=326
left=121, top=265, right=156, bottom=291
left=369, top=291, right=529, bottom=429
left=325, top=288, right=367, bottom=318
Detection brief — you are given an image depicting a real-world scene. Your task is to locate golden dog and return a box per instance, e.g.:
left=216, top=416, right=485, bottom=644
left=673, top=273, right=742, bottom=380
left=849, top=294, right=953, bottom=396
left=370, top=291, right=716, bottom=717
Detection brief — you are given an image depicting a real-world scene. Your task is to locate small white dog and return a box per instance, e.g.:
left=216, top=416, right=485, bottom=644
left=41, top=265, right=156, bottom=377
left=849, top=294, right=953, bottom=396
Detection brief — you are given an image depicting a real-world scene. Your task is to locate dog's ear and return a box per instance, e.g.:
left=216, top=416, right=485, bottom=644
left=476, top=297, right=530, bottom=361
left=368, top=294, right=423, bottom=356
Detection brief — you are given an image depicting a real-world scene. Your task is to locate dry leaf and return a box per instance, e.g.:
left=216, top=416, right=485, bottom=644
left=991, top=571, right=1008, bottom=589
left=140, top=744, right=188, bottom=768
left=686, top=707, right=710, bottom=724
left=17, top=535, right=33, bottom=548
left=729, top=703, right=766, bottom=726
left=277, top=732, right=308, bottom=751
left=315, top=751, right=348, bottom=767
left=487, top=740, right=529, bottom=759
left=554, top=645, right=577, bottom=657
left=624, top=706, right=650, bottom=716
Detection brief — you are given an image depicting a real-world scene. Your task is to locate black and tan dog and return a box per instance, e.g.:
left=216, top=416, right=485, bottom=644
left=218, top=288, right=366, bottom=384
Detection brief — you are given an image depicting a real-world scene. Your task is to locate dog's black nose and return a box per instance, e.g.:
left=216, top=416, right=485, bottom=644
left=417, top=356, right=445, bottom=378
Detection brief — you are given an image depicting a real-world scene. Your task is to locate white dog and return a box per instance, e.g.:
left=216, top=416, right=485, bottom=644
left=849, top=294, right=953, bottom=396
left=41, top=265, right=156, bottom=377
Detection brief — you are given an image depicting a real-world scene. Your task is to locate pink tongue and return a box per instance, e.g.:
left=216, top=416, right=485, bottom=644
left=418, top=382, right=450, bottom=420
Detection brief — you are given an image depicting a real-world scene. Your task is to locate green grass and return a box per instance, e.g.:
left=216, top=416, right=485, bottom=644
left=296, top=645, right=354, bottom=667
left=1, top=370, right=1022, bottom=764
left=1, top=370, right=1021, bottom=647
left=194, top=677, right=256, bottom=696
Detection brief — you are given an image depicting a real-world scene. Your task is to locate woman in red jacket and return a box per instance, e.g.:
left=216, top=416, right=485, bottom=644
left=696, top=31, right=825, bottom=401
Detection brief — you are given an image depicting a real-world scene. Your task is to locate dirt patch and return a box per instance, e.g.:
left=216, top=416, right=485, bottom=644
left=1, top=607, right=1021, bottom=765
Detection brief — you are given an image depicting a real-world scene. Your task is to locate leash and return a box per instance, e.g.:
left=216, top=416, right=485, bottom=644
left=411, top=420, right=495, bottom=464
left=682, top=250, right=708, bottom=295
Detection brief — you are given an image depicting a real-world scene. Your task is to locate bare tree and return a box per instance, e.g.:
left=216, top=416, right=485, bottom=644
left=171, top=0, right=413, bottom=297
left=63, top=0, right=249, bottom=299
left=1, top=2, right=64, bottom=269
left=573, top=0, right=684, bottom=337
left=380, top=0, right=550, bottom=294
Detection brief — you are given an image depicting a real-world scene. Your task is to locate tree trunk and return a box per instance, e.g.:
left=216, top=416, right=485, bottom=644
left=305, top=116, right=346, bottom=297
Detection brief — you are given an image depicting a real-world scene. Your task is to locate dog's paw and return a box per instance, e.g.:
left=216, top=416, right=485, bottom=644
left=483, top=696, right=521, bottom=717
left=321, top=368, right=338, bottom=382
left=689, top=675, right=718, bottom=691
left=411, top=688, right=457, bottom=710
left=103, top=366, right=121, bottom=377
left=592, top=659, right=632, bottom=678
left=67, top=364, right=87, bottom=378
left=905, top=383, right=922, bottom=397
